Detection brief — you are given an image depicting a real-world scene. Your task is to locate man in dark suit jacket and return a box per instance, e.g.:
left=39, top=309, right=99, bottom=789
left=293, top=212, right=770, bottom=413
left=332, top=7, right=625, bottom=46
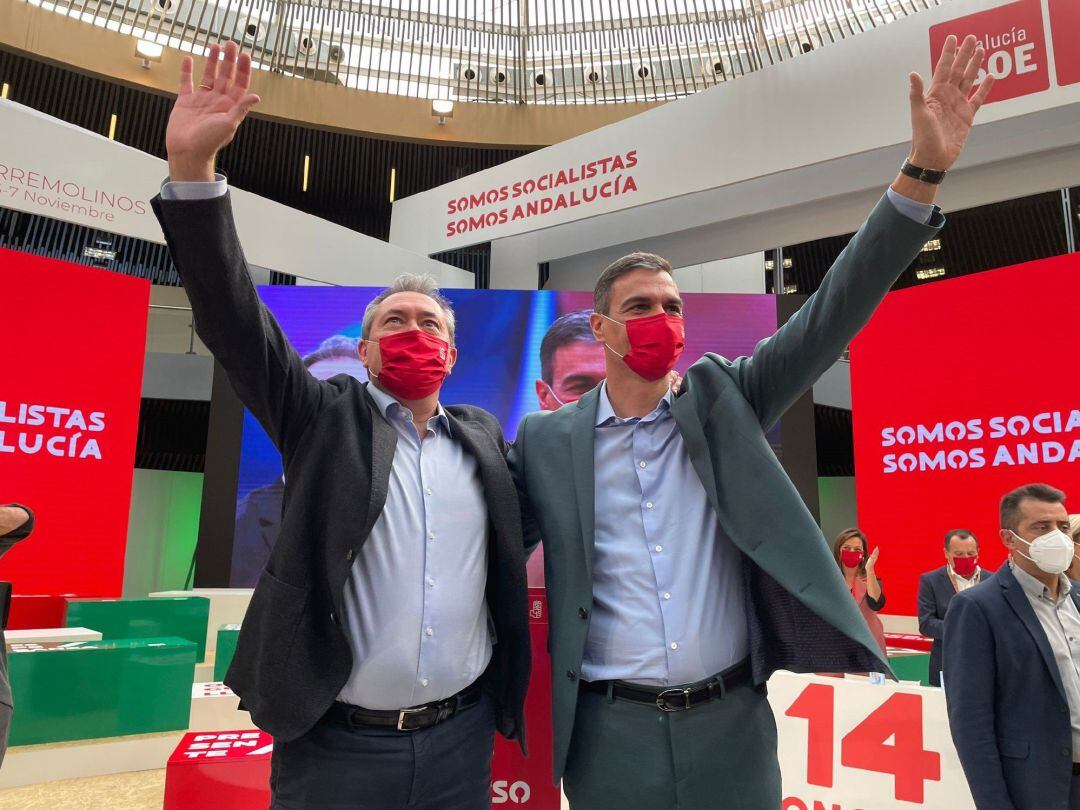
left=945, top=484, right=1080, bottom=810
left=509, top=35, right=995, bottom=810
left=918, top=528, right=984, bottom=686
left=0, top=503, right=34, bottom=767
left=154, top=42, right=528, bottom=810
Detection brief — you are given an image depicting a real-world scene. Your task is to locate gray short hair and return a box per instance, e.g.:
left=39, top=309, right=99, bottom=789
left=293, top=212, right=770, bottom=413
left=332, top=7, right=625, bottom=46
left=362, top=274, right=457, bottom=345
left=303, top=335, right=360, bottom=368
left=593, top=252, right=673, bottom=315
left=1000, top=483, right=1067, bottom=531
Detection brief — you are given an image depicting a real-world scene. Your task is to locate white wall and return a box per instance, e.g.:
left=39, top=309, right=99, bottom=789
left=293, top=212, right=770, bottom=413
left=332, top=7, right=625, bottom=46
left=0, top=100, right=474, bottom=289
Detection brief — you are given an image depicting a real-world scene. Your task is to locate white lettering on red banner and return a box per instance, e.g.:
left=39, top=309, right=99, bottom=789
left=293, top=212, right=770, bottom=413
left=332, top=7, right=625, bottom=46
left=877, top=408, right=1080, bottom=474
left=443, top=151, right=639, bottom=238
left=0, top=400, right=106, bottom=461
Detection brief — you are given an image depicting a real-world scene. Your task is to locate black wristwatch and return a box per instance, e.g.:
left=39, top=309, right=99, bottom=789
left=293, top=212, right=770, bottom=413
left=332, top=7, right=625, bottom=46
left=900, top=159, right=947, bottom=185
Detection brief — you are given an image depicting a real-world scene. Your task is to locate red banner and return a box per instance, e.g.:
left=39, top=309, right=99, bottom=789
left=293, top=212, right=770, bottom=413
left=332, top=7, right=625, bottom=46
left=0, top=248, right=148, bottom=597
left=851, top=254, right=1080, bottom=613
left=929, top=0, right=1049, bottom=104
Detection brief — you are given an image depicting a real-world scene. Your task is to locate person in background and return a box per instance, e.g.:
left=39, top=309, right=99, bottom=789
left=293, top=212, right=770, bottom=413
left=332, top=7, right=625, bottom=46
left=918, top=529, right=983, bottom=687
left=945, top=483, right=1080, bottom=809
left=0, top=503, right=34, bottom=767
left=834, top=528, right=887, bottom=658
left=1067, top=514, right=1080, bottom=582
left=232, top=335, right=367, bottom=587
left=535, top=310, right=606, bottom=412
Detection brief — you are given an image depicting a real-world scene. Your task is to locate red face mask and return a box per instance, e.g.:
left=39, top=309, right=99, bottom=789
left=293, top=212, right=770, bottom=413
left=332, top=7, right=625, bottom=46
left=368, top=330, right=450, bottom=401
left=604, top=312, right=686, bottom=381
left=952, top=556, right=979, bottom=578
left=840, top=549, right=864, bottom=568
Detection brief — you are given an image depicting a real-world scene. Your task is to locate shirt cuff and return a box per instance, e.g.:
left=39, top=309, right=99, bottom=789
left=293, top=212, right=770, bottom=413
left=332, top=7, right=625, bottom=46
left=160, top=173, right=228, bottom=201
left=886, top=186, right=935, bottom=225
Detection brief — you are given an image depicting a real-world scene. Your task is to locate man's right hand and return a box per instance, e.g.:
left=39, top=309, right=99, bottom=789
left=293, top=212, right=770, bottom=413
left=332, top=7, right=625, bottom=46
left=166, top=41, right=261, bottom=182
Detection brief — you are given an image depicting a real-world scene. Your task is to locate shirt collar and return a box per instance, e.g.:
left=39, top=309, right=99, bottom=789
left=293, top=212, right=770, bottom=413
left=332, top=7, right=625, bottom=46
left=1011, top=559, right=1072, bottom=602
left=366, top=382, right=451, bottom=436
left=595, top=381, right=673, bottom=428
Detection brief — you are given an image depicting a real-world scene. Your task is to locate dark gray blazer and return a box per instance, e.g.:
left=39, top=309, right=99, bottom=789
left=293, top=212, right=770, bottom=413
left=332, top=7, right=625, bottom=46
left=918, top=565, right=995, bottom=686
left=151, top=193, right=530, bottom=747
left=945, top=564, right=1078, bottom=810
left=509, top=194, right=944, bottom=781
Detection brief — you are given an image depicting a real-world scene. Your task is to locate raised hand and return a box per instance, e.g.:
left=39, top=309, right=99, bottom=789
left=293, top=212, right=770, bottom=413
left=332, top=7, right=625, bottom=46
left=908, top=34, right=996, bottom=172
left=166, top=41, right=261, bottom=182
left=866, top=547, right=880, bottom=572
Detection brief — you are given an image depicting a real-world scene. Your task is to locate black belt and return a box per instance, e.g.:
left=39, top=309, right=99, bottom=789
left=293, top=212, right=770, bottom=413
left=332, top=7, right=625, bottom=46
left=334, top=682, right=483, bottom=732
left=581, top=659, right=754, bottom=712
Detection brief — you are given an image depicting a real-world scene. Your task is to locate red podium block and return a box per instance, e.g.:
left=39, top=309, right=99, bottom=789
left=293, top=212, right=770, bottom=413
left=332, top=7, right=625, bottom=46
left=7, top=594, right=74, bottom=630
left=884, top=632, right=933, bottom=653
left=491, top=589, right=560, bottom=808
left=163, top=730, right=273, bottom=810
left=163, top=589, right=559, bottom=809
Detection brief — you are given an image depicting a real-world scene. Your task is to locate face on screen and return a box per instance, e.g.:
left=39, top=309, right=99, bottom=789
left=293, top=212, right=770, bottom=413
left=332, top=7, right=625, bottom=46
left=536, top=340, right=606, bottom=410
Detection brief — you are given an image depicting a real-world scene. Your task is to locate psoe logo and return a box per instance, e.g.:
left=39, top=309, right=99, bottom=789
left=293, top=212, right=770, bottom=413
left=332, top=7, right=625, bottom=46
left=491, top=780, right=532, bottom=804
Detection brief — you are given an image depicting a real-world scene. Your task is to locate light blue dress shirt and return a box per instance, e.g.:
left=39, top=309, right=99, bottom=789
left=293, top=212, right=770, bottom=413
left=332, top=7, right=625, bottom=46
left=337, top=383, right=492, bottom=709
left=584, top=384, right=748, bottom=686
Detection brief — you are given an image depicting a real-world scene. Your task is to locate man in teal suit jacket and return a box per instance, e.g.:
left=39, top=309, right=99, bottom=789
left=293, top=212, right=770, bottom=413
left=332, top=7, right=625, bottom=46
left=508, top=36, right=995, bottom=810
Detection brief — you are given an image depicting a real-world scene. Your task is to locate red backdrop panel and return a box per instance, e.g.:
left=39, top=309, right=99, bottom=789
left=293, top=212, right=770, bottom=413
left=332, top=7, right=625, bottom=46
left=851, top=254, right=1080, bottom=614
left=0, top=247, right=148, bottom=597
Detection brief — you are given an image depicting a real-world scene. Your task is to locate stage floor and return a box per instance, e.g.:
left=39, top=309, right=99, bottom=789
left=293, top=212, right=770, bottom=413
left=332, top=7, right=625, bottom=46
left=0, top=768, right=166, bottom=809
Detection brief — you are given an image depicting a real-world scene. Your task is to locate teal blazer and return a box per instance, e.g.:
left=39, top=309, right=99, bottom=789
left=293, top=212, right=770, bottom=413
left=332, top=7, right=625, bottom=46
left=508, top=193, right=945, bottom=781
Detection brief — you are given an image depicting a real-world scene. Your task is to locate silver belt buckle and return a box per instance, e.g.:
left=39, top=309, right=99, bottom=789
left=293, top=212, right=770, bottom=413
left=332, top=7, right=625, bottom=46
left=656, top=687, right=692, bottom=712
left=397, top=707, right=426, bottom=731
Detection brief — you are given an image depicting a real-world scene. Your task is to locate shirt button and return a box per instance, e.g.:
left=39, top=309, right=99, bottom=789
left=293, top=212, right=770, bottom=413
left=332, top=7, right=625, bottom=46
left=426, top=488, right=433, bottom=496
left=426, top=577, right=435, bottom=587
left=428, top=531, right=435, bottom=540
left=663, top=593, right=671, bottom=600
left=425, top=627, right=434, bottom=637
left=645, top=502, right=654, bottom=509
left=655, top=545, right=663, bottom=553
left=670, top=642, right=679, bottom=650
left=566, top=669, right=577, bottom=681
left=639, top=461, right=647, bottom=469
left=420, top=678, right=429, bottom=687
left=578, top=607, right=589, bottom=619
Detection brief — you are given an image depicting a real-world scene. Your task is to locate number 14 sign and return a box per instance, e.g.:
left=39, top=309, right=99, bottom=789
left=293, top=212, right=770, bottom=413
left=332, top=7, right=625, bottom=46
left=768, top=673, right=975, bottom=810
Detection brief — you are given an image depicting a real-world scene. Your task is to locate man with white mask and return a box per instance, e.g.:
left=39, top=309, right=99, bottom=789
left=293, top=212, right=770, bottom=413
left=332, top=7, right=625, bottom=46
left=945, top=483, right=1080, bottom=810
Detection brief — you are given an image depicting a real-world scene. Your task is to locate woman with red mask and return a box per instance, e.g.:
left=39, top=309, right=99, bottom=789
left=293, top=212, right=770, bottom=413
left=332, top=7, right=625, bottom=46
left=833, top=528, right=887, bottom=658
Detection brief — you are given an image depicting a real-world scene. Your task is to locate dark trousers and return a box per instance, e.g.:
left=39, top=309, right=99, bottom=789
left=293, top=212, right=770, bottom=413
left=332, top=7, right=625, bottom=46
left=269, top=693, right=495, bottom=809
left=1071, top=772, right=1080, bottom=808
left=563, top=682, right=780, bottom=810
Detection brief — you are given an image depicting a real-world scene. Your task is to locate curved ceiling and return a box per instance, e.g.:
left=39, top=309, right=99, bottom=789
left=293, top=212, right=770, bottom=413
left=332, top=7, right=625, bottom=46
left=31, top=0, right=940, bottom=104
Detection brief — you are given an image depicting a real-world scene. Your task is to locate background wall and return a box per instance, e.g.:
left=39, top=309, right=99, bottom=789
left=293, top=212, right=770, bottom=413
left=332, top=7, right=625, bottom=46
left=122, top=469, right=203, bottom=598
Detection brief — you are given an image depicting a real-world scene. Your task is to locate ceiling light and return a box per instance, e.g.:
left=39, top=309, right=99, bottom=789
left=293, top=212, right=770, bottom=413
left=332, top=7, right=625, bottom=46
left=431, top=99, right=454, bottom=124
left=135, top=38, right=164, bottom=68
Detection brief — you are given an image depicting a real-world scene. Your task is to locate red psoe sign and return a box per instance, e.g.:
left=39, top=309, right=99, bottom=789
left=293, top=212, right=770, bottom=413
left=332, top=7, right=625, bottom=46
left=929, top=0, right=1050, bottom=104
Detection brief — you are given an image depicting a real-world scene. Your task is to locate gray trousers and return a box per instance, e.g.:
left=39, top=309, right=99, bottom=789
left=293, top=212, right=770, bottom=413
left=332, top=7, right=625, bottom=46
left=563, top=682, right=781, bottom=810
left=269, top=694, right=495, bottom=810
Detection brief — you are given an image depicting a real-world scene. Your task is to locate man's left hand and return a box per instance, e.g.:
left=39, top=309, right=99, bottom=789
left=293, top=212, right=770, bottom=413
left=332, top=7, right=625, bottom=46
left=908, top=33, right=996, bottom=172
